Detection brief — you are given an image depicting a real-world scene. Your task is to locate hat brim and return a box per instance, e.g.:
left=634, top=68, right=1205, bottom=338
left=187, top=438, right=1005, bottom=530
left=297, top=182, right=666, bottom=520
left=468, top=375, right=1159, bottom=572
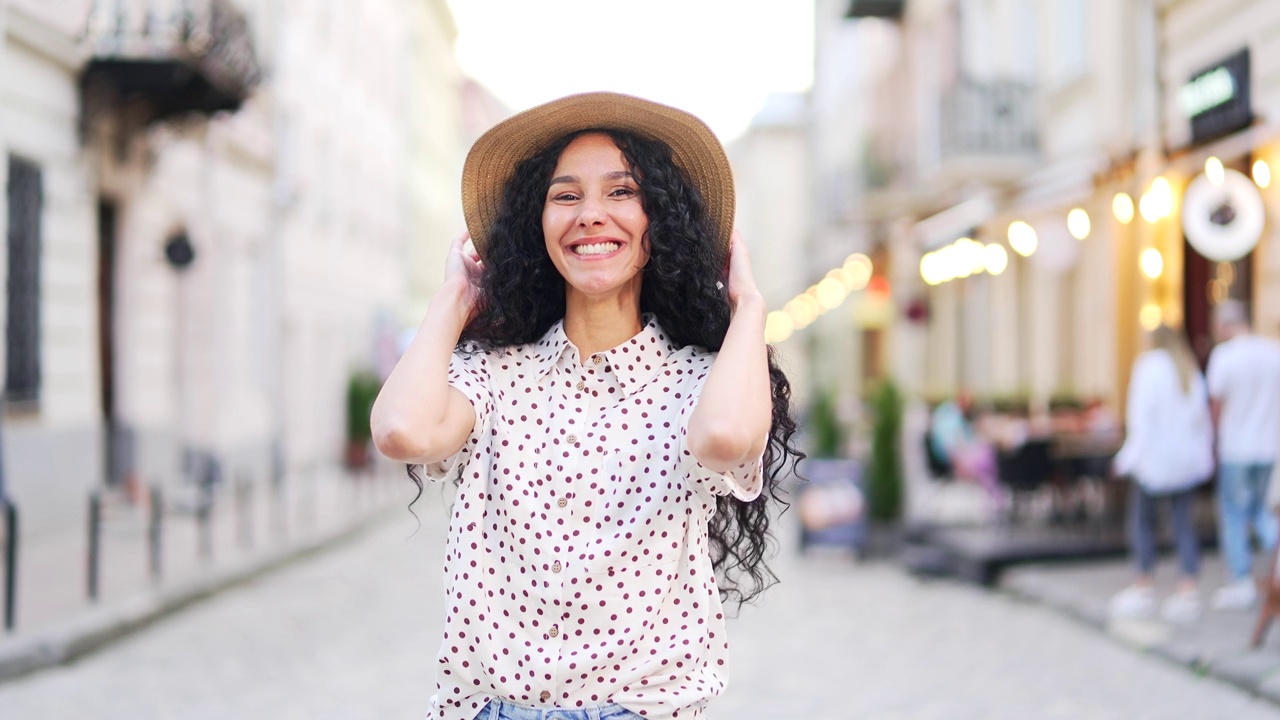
left=461, top=92, right=734, bottom=259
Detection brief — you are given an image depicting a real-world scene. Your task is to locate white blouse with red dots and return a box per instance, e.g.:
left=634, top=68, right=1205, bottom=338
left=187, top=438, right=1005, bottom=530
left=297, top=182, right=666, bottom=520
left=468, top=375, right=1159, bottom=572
left=424, top=316, right=763, bottom=720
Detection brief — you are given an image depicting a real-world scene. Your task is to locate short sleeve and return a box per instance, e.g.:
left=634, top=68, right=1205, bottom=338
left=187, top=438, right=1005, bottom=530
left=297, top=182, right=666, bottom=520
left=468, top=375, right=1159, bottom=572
left=423, top=349, right=492, bottom=482
left=676, top=389, right=765, bottom=503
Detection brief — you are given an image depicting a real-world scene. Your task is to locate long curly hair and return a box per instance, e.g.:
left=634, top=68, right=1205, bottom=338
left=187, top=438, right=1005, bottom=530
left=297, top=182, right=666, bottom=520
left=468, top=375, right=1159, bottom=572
left=414, top=128, right=803, bottom=604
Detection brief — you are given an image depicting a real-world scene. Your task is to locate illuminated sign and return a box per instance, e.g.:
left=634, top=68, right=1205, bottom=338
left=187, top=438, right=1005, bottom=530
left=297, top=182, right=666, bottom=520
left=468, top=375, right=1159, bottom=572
left=1178, top=67, right=1235, bottom=117
left=1181, top=49, right=1252, bottom=143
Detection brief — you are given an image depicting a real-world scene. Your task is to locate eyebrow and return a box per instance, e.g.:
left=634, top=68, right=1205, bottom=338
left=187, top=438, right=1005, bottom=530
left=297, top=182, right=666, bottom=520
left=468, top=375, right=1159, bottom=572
left=548, top=170, right=635, bottom=186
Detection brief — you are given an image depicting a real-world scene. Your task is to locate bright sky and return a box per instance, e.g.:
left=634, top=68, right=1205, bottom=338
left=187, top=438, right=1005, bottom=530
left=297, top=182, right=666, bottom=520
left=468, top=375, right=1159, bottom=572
left=445, top=0, right=815, bottom=143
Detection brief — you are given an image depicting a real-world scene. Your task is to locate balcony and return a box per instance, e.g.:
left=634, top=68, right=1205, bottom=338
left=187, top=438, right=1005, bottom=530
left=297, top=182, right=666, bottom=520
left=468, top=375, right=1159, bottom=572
left=845, top=0, right=904, bottom=19
left=934, top=78, right=1038, bottom=184
left=80, top=0, right=261, bottom=126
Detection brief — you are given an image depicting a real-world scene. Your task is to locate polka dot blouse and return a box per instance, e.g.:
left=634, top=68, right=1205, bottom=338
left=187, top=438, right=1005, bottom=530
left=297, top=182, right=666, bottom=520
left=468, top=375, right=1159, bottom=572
left=424, top=316, right=763, bottom=720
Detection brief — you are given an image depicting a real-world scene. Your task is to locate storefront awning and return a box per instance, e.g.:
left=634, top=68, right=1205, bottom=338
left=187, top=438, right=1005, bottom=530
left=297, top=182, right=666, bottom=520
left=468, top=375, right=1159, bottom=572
left=913, top=196, right=996, bottom=250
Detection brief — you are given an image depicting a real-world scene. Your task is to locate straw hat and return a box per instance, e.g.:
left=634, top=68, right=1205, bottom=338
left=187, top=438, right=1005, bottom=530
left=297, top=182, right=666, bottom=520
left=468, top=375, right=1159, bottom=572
left=461, top=91, right=734, bottom=259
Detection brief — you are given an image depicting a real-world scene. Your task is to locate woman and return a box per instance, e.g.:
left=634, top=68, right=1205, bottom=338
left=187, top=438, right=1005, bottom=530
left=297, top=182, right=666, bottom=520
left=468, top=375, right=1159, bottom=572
left=1110, top=324, right=1215, bottom=623
left=371, top=93, right=801, bottom=720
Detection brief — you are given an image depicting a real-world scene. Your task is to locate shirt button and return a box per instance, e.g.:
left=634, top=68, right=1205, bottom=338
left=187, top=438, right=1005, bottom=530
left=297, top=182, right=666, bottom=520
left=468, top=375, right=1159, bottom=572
left=557, top=497, right=568, bottom=508
left=552, top=560, right=562, bottom=573
left=575, top=380, right=585, bottom=391
left=549, top=625, right=559, bottom=638
left=539, top=690, right=551, bottom=703
left=593, top=356, right=602, bottom=365
left=566, top=433, right=578, bottom=444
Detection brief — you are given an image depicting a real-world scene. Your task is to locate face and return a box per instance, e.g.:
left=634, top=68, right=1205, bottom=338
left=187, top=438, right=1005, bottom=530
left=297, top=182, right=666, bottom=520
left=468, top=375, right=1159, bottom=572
left=542, top=133, right=650, bottom=304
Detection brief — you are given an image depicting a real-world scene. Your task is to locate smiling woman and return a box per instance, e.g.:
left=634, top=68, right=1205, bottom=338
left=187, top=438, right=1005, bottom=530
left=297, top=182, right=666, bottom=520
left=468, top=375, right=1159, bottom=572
left=541, top=134, right=651, bottom=305
left=369, top=92, right=803, bottom=720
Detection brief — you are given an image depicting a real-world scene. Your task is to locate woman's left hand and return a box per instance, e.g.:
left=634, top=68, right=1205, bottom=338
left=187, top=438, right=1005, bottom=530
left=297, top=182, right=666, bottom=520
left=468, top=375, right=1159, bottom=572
left=726, top=228, right=764, bottom=313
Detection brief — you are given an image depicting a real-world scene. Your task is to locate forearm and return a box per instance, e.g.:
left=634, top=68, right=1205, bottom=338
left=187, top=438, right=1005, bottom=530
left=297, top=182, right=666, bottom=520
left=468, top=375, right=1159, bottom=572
left=688, top=294, right=772, bottom=470
left=370, top=280, right=474, bottom=462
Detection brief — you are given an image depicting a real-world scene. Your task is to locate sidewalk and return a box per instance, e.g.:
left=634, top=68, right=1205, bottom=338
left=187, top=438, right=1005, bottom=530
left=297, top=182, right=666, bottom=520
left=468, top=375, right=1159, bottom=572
left=1000, top=552, right=1280, bottom=703
left=0, top=461, right=411, bottom=683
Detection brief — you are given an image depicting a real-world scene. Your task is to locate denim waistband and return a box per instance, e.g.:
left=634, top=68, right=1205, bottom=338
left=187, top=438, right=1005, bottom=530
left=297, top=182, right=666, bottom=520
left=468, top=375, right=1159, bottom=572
left=477, top=698, right=638, bottom=720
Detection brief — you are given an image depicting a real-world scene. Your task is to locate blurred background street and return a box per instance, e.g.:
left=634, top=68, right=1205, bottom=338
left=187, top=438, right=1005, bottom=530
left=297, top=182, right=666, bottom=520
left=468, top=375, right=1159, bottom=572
left=4, top=0, right=1280, bottom=717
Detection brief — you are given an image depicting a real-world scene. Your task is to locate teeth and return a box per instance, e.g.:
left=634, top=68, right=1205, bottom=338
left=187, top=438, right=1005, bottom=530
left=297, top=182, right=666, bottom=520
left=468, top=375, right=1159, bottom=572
left=572, top=242, right=620, bottom=255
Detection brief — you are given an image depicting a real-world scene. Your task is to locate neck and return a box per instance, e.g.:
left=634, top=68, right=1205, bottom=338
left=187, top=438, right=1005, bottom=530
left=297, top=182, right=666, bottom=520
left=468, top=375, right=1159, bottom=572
left=563, top=286, right=643, bottom=359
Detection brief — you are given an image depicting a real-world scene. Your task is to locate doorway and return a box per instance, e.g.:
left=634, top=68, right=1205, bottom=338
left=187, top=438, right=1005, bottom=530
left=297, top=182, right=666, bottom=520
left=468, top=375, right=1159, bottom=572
left=1183, top=241, right=1253, bottom=368
left=97, top=199, right=127, bottom=487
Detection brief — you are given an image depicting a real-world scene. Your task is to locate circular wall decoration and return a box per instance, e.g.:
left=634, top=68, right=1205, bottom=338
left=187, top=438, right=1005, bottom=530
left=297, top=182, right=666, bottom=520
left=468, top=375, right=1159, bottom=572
left=1182, top=168, right=1266, bottom=261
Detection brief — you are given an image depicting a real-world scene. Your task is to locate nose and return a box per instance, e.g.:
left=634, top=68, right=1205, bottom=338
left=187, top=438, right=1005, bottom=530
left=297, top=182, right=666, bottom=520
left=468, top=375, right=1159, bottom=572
left=577, top=195, right=606, bottom=227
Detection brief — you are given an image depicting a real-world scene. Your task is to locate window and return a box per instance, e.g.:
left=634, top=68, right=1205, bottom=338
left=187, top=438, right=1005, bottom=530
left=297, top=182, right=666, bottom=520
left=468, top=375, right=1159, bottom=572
left=6, top=156, right=42, bottom=404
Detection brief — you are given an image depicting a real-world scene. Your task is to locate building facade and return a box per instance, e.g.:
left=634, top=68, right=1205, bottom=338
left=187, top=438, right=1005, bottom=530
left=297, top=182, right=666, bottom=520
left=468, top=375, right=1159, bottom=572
left=805, top=0, right=1280, bottom=440
left=1, top=0, right=469, bottom=534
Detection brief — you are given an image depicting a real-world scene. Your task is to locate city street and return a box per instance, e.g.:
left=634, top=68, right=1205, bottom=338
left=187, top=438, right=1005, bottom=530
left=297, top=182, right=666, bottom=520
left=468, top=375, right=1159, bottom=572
left=1, top=492, right=1278, bottom=720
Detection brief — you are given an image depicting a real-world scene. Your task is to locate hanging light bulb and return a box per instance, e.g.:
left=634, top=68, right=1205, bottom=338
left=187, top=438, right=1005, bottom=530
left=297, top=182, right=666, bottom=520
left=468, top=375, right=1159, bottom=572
left=764, top=311, right=794, bottom=344
left=1067, top=208, right=1091, bottom=240
left=1113, top=192, right=1135, bottom=224
left=1007, top=221, right=1038, bottom=257
left=1254, top=159, right=1272, bottom=189
left=983, top=244, right=1009, bottom=275
left=1205, top=156, right=1225, bottom=186
left=1140, top=248, right=1164, bottom=279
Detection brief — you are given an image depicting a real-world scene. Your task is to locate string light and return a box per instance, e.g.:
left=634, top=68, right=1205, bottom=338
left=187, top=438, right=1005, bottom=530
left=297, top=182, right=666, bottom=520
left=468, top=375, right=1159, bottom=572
left=1067, top=208, right=1091, bottom=240
left=1140, top=248, right=1164, bottom=279
left=1008, top=221, right=1038, bottom=257
left=1113, top=192, right=1135, bottom=224
left=1254, top=159, right=1271, bottom=189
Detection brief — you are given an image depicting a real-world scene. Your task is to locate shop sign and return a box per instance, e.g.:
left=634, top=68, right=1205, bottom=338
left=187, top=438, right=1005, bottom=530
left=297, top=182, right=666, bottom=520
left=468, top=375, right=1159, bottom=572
left=1182, top=168, right=1265, bottom=261
left=1179, top=49, right=1252, bottom=143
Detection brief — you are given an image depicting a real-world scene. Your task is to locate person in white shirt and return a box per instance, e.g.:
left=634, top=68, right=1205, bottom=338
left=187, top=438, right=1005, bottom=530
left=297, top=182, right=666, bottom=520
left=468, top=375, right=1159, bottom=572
left=1110, top=325, right=1215, bottom=623
left=1206, top=299, right=1280, bottom=610
left=370, top=93, right=802, bottom=720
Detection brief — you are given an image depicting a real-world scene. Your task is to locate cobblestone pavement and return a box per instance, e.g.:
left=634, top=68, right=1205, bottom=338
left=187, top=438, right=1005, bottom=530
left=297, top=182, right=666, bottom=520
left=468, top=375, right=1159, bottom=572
left=2, top=492, right=1279, bottom=720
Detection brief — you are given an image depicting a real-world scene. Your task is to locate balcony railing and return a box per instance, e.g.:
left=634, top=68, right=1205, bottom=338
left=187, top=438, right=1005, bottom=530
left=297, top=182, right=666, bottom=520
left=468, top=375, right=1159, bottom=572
left=81, top=0, right=261, bottom=124
left=939, top=78, right=1037, bottom=160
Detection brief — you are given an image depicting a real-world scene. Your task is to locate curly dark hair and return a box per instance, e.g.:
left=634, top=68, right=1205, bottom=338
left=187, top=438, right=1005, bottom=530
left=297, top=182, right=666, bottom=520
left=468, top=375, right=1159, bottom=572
left=411, top=128, right=803, bottom=604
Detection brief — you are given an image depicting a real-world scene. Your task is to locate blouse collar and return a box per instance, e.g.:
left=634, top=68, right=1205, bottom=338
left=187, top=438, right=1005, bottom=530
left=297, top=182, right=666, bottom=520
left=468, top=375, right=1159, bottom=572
left=528, top=314, right=682, bottom=397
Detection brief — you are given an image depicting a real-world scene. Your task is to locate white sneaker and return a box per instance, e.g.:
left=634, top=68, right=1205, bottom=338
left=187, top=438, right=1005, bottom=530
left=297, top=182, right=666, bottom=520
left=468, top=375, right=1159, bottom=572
left=1109, top=585, right=1156, bottom=618
left=1213, top=579, right=1258, bottom=610
left=1161, top=589, right=1202, bottom=624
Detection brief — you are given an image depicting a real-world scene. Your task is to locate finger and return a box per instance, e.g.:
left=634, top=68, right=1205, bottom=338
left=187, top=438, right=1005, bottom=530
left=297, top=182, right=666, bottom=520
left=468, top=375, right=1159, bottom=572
left=462, top=237, right=480, bottom=261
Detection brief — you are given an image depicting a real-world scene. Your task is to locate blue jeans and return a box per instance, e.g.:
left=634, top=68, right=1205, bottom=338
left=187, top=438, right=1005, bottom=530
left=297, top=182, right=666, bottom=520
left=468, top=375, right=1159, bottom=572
left=1217, top=462, right=1279, bottom=580
left=475, top=699, right=641, bottom=720
left=1129, top=483, right=1200, bottom=576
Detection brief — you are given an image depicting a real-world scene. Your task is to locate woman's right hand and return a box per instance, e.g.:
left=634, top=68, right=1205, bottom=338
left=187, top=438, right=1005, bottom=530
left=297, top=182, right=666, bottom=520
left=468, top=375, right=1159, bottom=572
left=445, top=233, right=484, bottom=323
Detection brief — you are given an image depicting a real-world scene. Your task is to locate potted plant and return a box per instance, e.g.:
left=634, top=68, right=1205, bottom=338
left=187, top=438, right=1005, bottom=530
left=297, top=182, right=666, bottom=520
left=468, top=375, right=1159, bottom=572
left=866, top=378, right=904, bottom=524
left=346, top=370, right=382, bottom=470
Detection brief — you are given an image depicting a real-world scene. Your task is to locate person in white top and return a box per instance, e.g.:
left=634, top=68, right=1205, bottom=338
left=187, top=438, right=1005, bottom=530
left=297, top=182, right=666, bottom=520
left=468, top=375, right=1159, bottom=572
left=1206, top=299, right=1280, bottom=610
left=1110, top=325, right=1215, bottom=623
left=370, top=93, right=802, bottom=720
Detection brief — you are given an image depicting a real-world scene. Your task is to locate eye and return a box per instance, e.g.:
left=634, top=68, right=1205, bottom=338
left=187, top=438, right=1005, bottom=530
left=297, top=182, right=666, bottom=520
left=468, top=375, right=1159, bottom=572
left=609, top=186, right=637, bottom=198
left=552, top=191, right=580, bottom=202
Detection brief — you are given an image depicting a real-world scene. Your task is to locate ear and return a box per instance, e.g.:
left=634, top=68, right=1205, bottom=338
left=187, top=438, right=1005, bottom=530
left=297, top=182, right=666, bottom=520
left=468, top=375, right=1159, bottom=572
left=640, top=231, right=652, bottom=268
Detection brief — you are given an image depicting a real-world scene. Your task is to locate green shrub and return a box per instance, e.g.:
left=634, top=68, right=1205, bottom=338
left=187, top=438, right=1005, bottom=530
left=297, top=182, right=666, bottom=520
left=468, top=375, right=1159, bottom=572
left=866, top=378, right=903, bottom=522
left=346, top=370, right=382, bottom=443
left=807, top=390, right=845, bottom=458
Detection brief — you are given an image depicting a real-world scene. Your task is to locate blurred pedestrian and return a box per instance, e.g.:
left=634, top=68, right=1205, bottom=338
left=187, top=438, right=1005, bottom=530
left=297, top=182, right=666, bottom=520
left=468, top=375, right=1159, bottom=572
left=928, top=392, right=1000, bottom=505
left=1110, top=325, right=1215, bottom=623
left=1207, top=299, right=1280, bottom=610
left=370, top=93, right=802, bottom=720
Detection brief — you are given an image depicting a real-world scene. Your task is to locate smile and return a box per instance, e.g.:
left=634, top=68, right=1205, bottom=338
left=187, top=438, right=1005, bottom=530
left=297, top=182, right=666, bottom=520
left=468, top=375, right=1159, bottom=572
left=572, top=241, right=621, bottom=256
